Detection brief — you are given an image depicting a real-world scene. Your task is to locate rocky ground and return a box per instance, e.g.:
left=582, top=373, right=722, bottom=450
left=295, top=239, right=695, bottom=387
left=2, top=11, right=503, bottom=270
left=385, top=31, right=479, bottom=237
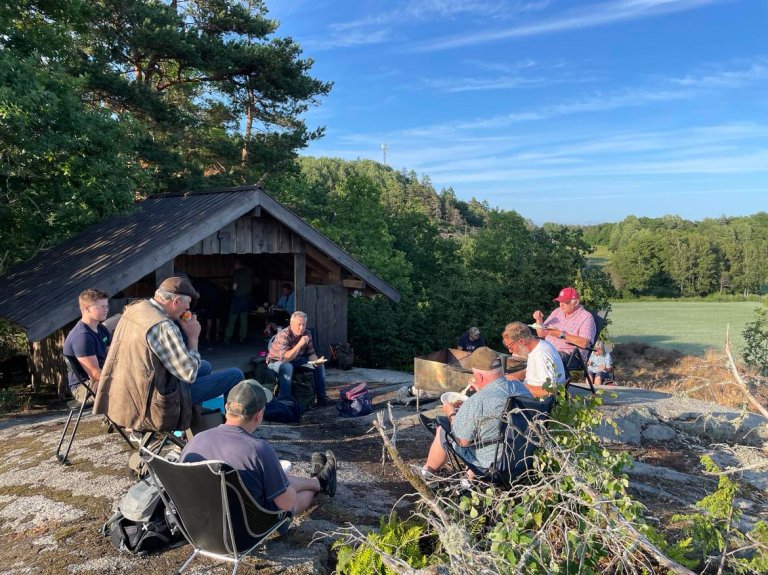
left=0, top=350, right=766, bottom=574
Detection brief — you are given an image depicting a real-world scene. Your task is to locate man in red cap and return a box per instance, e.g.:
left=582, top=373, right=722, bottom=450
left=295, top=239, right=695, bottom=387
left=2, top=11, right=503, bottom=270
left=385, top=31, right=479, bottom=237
left=531, top=286, right=596, bottom=363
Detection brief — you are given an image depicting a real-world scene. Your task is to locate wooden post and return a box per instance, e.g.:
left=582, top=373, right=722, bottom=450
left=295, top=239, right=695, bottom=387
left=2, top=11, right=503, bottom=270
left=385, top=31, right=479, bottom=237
left=294, top=244, right=306, bottom=312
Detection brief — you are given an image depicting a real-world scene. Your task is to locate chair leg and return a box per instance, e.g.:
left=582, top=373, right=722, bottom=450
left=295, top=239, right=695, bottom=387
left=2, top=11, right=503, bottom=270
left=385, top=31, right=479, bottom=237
left=55, top=399, right=89, bottom=465
left=178, top=549, right=200, bottom=574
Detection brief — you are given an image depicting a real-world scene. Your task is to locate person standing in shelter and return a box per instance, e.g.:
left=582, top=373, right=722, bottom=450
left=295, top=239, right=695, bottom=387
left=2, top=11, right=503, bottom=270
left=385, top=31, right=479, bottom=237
left=94, top=277, right=243, bottom=432
left=532, top=286, right=596, bottom=364
left=457, top=326, right=486, bottom=352
left=63, top=289, right=111, bottom=402
left=267, top=311, right=333, bottom=407
left=419, top=347, right=532, bottom=477
left=502, top=322, right=566, bottom=398
left=181, top=379, right=337, bottom=519
left=224, top=258, right=253, bottom=344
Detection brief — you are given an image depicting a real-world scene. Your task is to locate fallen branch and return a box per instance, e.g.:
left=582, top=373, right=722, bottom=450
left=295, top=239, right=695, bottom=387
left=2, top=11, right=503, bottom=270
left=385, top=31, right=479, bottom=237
left=725, top=325, right=768, bottom=419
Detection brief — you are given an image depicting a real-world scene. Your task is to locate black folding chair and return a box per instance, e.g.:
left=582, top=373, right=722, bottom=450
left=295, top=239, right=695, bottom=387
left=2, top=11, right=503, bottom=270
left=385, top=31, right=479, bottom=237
left=444, top=394, right=555, bottom=487
left=55, top=355, right=134, bottom=465
left=562, top=308, right=609, bottom=394
left=141, top=448, right=292, bottom=575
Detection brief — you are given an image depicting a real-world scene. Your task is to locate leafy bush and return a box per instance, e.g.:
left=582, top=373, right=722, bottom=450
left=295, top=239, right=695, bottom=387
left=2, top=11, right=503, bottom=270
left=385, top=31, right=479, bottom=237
left=741, top=306, right=768, bottom=376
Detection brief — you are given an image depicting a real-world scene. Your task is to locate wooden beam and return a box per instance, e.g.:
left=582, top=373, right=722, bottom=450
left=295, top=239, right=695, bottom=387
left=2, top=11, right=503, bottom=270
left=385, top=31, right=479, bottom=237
left=342, top=279, right=366, bottom=290
left=294, top=243, right=306, bottom=312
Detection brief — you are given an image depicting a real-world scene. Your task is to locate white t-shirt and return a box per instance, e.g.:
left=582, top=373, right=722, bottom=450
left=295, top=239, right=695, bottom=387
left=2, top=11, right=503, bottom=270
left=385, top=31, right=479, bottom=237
left=525, top=339, right=566, bottom=388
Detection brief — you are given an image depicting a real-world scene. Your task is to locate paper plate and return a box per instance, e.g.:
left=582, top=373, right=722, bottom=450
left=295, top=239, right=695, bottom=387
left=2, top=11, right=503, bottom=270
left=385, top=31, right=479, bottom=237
left=528, top=323, right=547, bottom=330
left=280, top=460, right=292, bottom=473
left=440, top=392, right=468, bottom=406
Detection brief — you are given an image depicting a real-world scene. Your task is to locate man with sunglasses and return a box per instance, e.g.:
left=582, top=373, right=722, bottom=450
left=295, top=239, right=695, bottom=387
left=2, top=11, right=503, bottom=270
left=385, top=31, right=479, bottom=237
left=94, top=277, right=243, bottom=432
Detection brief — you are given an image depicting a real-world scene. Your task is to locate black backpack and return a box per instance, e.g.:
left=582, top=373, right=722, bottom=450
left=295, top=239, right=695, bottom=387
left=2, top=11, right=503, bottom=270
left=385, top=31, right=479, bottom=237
left=102, top=477, right=183, bottom=556
left=331, top=342, right=354, bottom=370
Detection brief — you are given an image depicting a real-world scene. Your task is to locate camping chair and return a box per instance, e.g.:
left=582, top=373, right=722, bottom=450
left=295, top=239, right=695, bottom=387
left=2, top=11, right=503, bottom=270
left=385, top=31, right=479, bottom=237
left=55, top=355, right=134, bottom=465
left=444, top=394, right=555, bottom=487
left=562, top=308, right=609, bottom=394
left=140, top=448, right=292, bottom=575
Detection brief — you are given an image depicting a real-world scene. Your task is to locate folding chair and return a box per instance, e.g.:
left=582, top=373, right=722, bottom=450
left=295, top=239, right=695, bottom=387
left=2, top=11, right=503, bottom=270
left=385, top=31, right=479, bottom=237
left=55, top=355, right=134, bottom=465
left=444, top=394, right=555, bottom=487
left=141, top=448, right=292, bottom=575
left=562, top=308, right=609, bottom=394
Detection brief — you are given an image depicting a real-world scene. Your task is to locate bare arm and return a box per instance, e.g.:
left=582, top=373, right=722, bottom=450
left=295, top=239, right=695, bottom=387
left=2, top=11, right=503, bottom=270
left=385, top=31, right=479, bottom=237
left=76, top=355, right=102, bottom=383
left=281, top=335, right=311, bottom=363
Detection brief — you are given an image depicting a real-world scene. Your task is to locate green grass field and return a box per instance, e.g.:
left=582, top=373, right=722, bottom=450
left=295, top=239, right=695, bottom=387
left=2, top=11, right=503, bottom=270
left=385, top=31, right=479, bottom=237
left=607, top=301, right=762, bottom=357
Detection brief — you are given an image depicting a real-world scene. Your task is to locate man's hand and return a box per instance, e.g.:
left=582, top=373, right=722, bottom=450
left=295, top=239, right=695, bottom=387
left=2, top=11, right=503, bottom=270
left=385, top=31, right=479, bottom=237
left=300, top=335, right=311, bottom=348
left=441, top=402, right=457, bottom=418
left=180, top=315, right=202, bottom=341
left=533, top=310, right=545, bottom=323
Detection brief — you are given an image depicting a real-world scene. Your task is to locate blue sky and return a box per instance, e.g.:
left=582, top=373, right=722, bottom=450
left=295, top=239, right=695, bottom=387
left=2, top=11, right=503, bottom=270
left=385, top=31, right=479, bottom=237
left=267, top=1, right=768, bottom=225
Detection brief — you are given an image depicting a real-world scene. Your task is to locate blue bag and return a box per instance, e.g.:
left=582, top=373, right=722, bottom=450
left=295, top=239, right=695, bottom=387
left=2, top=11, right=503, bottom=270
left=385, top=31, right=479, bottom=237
left=263, top=398, right=303, bottom=423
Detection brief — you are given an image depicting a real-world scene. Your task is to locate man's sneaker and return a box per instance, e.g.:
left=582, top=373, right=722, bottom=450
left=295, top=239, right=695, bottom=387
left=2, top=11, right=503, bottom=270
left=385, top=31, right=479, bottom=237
left=310, top=452, right=326, bottom=477
left=316, top=450, right=337, bottom=497
left=408, top=463, right=440, bottom=482
left=315, top=396, right=336, bottom=408
left=418, top=413, right=438, bottom=436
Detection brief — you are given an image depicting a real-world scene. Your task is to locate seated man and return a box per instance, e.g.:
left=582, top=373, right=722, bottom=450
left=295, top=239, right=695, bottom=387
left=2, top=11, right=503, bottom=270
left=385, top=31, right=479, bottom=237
left=531, top=286, right=596, bottom=365
left=63, top=288, right=111, bottom=402
left=503, top=321, right=566, bottom=398
left=275, top=282, right=295, bottom=314
left=420, top=347, right=532, bottom=477
left=457, top=326, right=486, bottom=352
left=266, top=311, right=332, bottom=407
left=181, top=379, right=337, bottom=518
left=94, top=277, right=243, bottom=432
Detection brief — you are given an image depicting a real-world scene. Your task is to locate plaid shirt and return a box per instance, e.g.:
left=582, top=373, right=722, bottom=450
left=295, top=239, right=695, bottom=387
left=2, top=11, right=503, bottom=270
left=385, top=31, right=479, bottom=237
left=146, top=299, right=201, bottom=382
left=267, top=327, right=315, bottom=363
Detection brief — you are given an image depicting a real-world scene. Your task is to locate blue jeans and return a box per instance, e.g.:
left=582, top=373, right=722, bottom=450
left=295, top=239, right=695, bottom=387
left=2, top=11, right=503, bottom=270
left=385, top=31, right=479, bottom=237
left=189, top=365, right=243, bottom=405
left=268, top=356, right=327, bottom=401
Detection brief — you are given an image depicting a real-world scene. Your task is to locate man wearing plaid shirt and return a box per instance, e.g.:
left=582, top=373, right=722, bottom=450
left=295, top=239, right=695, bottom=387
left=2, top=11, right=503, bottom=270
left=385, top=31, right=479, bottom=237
left=267, top=311, right=332, bottom=407
left=96, top=277, right=242, bottom=430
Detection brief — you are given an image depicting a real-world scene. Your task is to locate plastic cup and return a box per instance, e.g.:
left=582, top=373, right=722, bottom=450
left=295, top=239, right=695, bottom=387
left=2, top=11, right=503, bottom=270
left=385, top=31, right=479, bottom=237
left=280, top=460, right=292, bottom=474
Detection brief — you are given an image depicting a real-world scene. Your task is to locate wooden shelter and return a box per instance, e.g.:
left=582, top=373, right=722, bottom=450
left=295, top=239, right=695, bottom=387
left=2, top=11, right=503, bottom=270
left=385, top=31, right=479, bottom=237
left=0, top=186, right=400, bottom=394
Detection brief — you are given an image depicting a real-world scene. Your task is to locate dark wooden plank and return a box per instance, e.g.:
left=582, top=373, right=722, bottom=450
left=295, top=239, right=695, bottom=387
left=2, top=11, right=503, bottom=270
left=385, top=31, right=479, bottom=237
left=155, top=261, right=175, bottom=286
left=236, top=216, right=252, bottom=253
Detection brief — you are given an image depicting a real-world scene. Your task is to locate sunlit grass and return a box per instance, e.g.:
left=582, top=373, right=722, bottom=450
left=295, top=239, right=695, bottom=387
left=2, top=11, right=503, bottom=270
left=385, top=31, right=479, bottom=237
left=607, top=301, right=761, bottom=357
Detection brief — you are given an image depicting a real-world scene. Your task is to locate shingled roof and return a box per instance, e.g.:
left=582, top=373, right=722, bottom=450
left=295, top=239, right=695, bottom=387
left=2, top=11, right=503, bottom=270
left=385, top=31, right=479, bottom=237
left=0, top=186, right=400, bottom=341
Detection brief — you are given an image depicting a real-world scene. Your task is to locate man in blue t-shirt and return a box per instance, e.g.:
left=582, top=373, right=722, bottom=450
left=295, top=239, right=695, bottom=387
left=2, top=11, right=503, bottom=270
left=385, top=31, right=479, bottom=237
left=63, top=288, right=112, bottom=402
left=420, top=347, right=532, bottom=475
left=457, top=326, right=486, bottom=352
left=181, top=380, right=337, bottom=515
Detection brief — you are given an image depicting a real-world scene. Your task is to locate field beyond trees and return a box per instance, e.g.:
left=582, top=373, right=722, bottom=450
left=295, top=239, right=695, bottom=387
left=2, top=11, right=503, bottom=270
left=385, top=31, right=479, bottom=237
left=608, top=300, right=762, bottom=357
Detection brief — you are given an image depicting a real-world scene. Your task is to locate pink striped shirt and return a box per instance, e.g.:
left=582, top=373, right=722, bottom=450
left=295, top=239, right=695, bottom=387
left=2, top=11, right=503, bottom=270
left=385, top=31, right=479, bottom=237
left=542, top=305, right=596, bottom=360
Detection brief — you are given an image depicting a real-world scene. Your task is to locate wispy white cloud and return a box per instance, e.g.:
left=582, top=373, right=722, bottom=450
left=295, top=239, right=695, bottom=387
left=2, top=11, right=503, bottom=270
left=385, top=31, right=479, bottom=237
left=670, top=60, right=768, bottom=87
left=412, top=0, right=718, bottom=51
left=302, top=28, right=393, bottom=50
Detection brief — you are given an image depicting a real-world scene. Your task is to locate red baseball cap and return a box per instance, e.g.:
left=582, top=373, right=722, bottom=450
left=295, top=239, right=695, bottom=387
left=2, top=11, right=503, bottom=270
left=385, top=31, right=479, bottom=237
left=554, top=286, right=579, bottom=302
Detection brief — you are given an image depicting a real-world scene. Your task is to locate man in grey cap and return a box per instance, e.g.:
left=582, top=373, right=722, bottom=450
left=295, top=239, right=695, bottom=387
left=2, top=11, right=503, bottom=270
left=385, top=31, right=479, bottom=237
left=419, top=347, right=531, bottom=478
left=181, top=379, right=337, bottom=515
left=94, top=276, right=243, bottom=432
left=457, top=326, right=486, bottom=352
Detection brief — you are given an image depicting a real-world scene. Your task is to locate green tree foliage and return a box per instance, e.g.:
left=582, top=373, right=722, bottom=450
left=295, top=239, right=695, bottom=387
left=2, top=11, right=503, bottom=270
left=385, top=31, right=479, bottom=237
left=0, top=1, right=143, bottom=271
left=586, top=213, right=768, bottom=298
left=1, top=0, right=329, bottom=272
left=742, top=305, right=768, bottom=376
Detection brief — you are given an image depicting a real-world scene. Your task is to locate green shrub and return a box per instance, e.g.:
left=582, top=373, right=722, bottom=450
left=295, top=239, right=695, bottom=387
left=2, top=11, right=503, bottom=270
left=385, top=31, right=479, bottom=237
left=741, top=306, right=768, bottom=375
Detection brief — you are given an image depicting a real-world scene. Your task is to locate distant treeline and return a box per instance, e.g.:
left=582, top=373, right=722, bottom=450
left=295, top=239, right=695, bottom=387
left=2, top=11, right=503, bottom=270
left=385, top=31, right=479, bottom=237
left=576, top=215, right=768, bottom=298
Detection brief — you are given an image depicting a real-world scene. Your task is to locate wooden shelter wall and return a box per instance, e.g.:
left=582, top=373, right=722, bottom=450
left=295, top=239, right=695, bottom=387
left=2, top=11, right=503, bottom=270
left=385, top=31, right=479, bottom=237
left=183, top=215, right=300, bottom=256
left=303, top=285, right=347, bottom=359
left=29, top=328, right=68, bottom=396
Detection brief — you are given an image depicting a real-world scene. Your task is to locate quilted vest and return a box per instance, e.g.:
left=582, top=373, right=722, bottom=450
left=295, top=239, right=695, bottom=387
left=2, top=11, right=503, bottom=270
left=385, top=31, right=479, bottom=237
left=94, top=299, right=192, bottom=432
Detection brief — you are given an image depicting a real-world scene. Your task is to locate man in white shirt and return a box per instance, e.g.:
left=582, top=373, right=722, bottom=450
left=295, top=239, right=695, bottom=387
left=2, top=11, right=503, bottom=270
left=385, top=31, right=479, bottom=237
left=502, top=322, right=566, bottom=398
